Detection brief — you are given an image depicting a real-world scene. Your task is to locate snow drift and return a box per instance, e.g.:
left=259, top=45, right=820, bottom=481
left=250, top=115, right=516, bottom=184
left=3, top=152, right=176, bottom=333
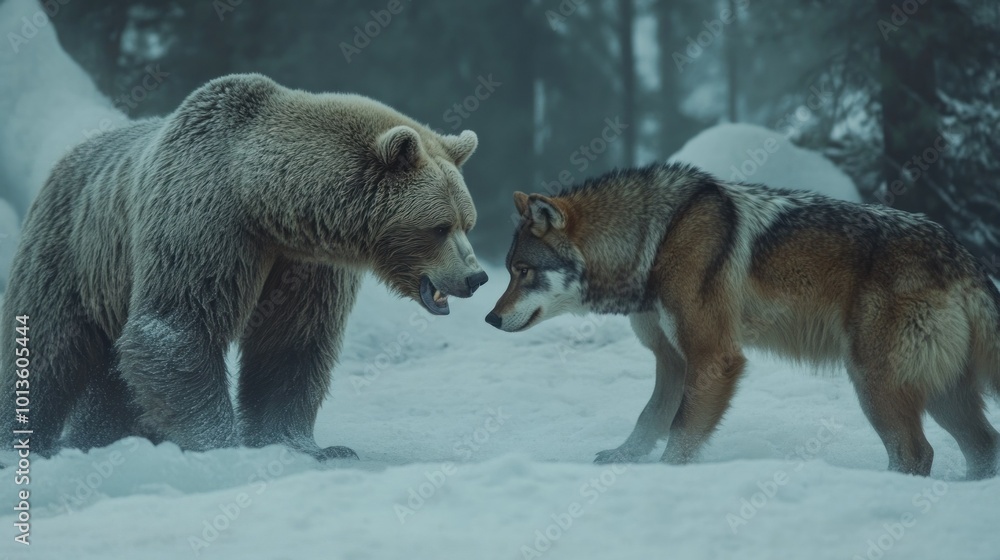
left=670, top=123, right=863, bottom=202
left=0, top=0, right=125, bottom=216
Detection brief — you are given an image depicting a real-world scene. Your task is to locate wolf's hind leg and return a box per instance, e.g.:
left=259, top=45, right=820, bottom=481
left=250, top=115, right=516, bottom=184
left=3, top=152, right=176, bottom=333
left=848, top=365, right=933, bottom=476
left=926, top=371, right=998, bottom=480
left=596, top=313, right=685, bottom=463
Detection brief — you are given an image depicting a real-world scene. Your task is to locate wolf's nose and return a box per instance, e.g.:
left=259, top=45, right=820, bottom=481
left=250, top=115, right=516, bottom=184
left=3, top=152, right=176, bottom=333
left=466, top=271, right=489, bottom=295
left=485, top=312, right=502, bottom=329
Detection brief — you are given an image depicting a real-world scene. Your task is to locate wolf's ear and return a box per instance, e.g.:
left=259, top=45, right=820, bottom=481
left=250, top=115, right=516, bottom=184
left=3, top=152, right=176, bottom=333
left=526, top=194, right=567, bottom=236
left=376, top=125, right=425, bottom=170
left=442, top=130, right=478, bottom=167
left=513, top=191, right=530, bottom=216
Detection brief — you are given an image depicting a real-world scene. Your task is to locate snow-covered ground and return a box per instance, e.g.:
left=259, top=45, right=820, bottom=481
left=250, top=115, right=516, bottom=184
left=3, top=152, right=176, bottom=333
left=2, top=1, right=1000, bottom=559
left=3, top=277, right=1000, bottom=560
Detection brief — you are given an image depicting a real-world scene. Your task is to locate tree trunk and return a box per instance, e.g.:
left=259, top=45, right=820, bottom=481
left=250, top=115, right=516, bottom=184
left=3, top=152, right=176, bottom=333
left=618, top=0, right=636, bottom=166
left=50, top=1, right=129, bottom=96
left=725, top=0, right=740, bottom=122
left=656, top=1, right=707, bottom=157
left=877, top=0, right=944, bottom=222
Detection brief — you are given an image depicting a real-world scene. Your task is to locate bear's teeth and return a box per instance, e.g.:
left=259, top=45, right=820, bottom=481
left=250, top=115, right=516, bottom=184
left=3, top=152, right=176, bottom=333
left=433, top=290, right=447, bottom=304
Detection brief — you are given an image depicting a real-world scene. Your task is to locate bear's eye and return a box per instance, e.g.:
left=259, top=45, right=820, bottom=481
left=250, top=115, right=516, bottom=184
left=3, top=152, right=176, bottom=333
left=433, top=224, right=451, bottom=236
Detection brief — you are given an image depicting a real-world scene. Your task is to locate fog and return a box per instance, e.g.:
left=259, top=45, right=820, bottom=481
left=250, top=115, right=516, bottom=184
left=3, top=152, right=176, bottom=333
left=3, top=0, right=997, bottom=263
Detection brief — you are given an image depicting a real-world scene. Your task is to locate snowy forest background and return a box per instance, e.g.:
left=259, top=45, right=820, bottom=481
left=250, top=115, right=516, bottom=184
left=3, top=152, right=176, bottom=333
left=4, top=0, right=999, bottom=264
left=3, top=2, right=1000, bottom=558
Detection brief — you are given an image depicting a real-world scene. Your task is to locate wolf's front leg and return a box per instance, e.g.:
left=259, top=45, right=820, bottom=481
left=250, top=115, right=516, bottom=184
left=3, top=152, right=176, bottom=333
left=237, top=260, right=361, bottom=461
left=117, top=312, right=238, bottom=450
left=596, top=313, right=686, bottom=463
left=661, top=350, right=747, bottom=464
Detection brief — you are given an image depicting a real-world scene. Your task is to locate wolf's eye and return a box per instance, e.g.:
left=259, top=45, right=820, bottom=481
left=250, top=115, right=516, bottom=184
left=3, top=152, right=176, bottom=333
left=519, top=267, right=530, bottom=278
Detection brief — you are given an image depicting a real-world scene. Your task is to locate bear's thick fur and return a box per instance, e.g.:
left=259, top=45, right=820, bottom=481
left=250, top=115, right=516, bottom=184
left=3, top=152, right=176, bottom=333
left=1, top=74, right=488, bottom=460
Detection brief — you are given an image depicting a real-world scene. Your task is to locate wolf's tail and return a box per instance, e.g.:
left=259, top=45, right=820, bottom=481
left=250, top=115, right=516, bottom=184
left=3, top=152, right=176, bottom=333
left=977, top=276, right=1000, bottom=396
left=0, top=0, right=126, bottom=289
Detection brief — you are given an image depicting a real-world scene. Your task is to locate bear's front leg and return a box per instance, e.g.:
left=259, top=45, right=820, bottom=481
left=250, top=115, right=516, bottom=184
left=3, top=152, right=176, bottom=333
left=116, top=312, right=238, bottom=451
left=237, top=260, right=362, bottom=461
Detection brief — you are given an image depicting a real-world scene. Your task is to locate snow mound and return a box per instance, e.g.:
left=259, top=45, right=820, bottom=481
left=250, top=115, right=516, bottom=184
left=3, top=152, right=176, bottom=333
left=670, top=123, right=862, bottom=202
left=0, top=0, right=126, bottom=218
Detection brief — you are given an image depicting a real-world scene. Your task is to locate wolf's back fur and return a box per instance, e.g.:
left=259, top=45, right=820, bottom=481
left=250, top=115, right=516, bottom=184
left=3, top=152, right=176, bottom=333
left=492, top=162, right=1000, bottom=478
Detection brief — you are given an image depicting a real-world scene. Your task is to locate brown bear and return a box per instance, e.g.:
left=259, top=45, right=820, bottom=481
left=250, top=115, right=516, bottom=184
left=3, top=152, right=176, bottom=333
left=0, top=74, right=488, bottom=460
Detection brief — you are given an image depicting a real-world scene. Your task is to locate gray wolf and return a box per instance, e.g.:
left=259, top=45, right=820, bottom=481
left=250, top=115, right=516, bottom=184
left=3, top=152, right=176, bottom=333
left=487, top=162, right=999, bottom=478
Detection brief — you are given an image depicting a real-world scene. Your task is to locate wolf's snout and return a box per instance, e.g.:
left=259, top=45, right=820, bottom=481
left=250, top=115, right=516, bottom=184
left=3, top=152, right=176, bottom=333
left=466, top=271, right=489, bottom=295
left=485, top=312, right=502, bottom=329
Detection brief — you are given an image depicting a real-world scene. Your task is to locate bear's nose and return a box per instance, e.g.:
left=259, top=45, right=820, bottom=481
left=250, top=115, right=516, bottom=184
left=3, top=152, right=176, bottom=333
left=465, top=271, right=489, bottom=295
left=485, top=312, right=502, bottom=329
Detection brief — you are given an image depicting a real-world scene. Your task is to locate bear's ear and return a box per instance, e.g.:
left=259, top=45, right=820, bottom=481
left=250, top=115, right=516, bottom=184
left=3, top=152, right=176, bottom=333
left=376, top=125, right=425, bottom=170
left=442, top=130, right=478, bottom=167
left=525, top=194, right=567, bottom=236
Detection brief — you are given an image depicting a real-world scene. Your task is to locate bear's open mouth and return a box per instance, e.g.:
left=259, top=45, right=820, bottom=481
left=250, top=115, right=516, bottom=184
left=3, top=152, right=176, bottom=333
left=419, top=275, right=450, bottom=315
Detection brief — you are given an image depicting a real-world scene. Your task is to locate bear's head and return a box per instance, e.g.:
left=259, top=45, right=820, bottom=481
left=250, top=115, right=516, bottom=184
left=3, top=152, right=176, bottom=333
left=215, top=75, right=487, bottom=315
left=220, top=77, right=488, bottom=315
left=366, top=124, right=488, bottom=315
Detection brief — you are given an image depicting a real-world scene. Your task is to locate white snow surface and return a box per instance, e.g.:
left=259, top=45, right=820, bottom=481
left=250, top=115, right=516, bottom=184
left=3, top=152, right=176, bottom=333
left=670, top=123, right=863, bottom=202
left=2, top=279, right=999, bottom=560
left=2, top=1, right=999, bottom=558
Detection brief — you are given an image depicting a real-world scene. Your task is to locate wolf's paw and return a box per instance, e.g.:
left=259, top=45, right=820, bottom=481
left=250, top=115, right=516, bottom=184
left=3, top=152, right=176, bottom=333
left=594, top=447, right=640, bottom=464
left=309, top=445, right=359, bottom=461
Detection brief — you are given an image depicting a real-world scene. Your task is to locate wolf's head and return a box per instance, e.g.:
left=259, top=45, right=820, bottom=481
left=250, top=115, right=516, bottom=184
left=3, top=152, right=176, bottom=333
left=486, top=192, right=587, bottom=332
